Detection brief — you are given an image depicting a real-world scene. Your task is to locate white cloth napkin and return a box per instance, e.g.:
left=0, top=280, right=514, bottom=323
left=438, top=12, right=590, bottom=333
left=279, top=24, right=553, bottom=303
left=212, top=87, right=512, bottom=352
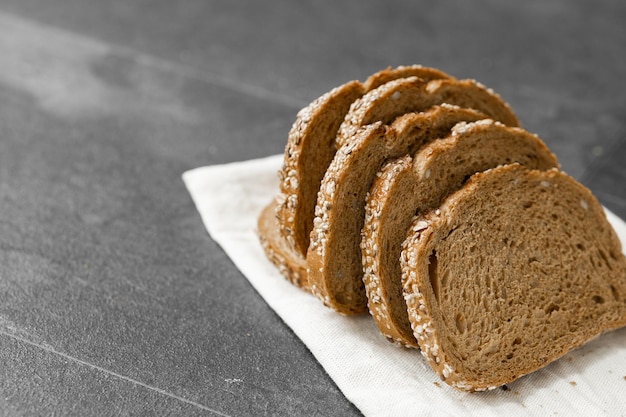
left=183, top=155, right=626, bottom=417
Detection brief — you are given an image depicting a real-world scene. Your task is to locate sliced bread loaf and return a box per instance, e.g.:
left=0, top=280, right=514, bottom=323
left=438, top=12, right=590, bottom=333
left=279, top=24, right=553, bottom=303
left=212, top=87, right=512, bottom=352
left=362, top=120, right=559, bottom=345
left=276, top=66, right=452, bottom=259
left=307, top=106, right=487, bottom=314
left=400, top=164, right=626, bottom=391
left=336, top=77, right=519, bottom=147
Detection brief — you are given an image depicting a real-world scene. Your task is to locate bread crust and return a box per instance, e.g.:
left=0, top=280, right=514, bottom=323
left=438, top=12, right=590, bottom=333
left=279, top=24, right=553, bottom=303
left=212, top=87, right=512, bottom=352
left=276, top=81, right=365, bottom=257
left=401, top=164, right=626, bottom=391
left=363, top=65, right=452, bottom=91
left=336, top=77, right=519, bottom=147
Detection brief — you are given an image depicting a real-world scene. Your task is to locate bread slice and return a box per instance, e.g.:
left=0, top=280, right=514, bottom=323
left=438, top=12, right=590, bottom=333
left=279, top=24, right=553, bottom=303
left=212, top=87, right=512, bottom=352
left=258, top=199, right=308, bottom=287
left=336, top=77, right=519, bottom=147
left=400, top=164, right=626, bottom=391
left=276, top=66, right=452, bottom=259
left=276, top=81, right=365, bottom=258
left=362, top=120, right=559, bottom=346
left=306, top=106, right=487, bottom=314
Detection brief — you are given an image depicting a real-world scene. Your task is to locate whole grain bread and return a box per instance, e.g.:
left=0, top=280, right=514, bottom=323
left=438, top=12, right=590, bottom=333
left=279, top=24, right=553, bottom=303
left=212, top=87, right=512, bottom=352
left=362, top=120, right=559, bottom=345
left=306, top=106, right=487, bottom=314
left=276, top=66, right=452, bottom=259
left=400, top=164, right=626, bottom=391
left=336, top=77, right=519, bottom=147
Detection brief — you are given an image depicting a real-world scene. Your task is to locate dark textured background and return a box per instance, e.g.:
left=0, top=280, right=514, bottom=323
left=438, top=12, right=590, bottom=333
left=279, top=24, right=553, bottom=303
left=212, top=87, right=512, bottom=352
left=0, top=1, right=624, bottom=415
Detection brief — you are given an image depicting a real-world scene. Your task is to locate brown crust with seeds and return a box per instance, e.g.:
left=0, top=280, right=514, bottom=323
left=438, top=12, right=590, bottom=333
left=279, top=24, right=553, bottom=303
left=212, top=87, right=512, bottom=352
left=400, top=164, right=626, bottom=391
left=363, top=120, right=559, bottom=346
left=276, top=66, right=453, bottom=260
left=306, top=106, right=487, bottom=315
left=363, top=65, right=453, bottom=91
left=336, top=77, right=520, bottom=147
left=276, top=81, right=365, bottom=258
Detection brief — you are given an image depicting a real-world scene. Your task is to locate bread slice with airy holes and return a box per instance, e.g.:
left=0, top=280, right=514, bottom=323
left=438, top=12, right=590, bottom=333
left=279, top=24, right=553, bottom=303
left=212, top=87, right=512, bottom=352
left=336, top=77, right=519, bottom=147
left=306, top=106, right=487, bottom=314
left=275, top=66, right=453, bottom=261
left=362, top=120, right=559, bottom=345
left=400, top=164, right=626, bottom=391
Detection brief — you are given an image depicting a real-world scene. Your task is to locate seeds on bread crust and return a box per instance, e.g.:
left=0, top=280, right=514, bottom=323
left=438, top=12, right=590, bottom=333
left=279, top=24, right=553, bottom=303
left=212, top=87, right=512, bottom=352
left=336, top=77, right=519, bottom=147
left=276, top=81, right=365, bottom=258
left=363, top=65, right=453, bottom=91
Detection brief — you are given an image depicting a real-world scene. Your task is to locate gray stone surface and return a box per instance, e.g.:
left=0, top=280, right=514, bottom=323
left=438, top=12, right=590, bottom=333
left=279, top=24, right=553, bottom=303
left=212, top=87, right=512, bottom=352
left=0, top=1, right=624, bottom=415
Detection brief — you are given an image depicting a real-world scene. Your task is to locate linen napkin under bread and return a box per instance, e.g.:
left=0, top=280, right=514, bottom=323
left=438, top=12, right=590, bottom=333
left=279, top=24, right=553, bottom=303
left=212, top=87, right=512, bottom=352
left=183, top=154, right=626, bottom=417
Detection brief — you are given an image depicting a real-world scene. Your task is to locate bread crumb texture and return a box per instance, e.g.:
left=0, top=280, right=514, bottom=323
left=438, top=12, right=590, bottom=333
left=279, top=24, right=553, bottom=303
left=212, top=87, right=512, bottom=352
left=401, top=165, right=626, bottom=391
